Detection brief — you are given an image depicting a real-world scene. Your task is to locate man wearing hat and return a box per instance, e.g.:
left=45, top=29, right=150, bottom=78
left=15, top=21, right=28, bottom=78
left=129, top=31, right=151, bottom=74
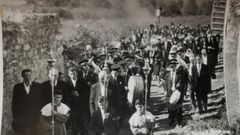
left=109, top=64, right=126, bottom=120
left=79, top=59, right=98, bottom=87
left=129, top=99, right=155, bottom=135
left=164, top=58, right=188, bottom=128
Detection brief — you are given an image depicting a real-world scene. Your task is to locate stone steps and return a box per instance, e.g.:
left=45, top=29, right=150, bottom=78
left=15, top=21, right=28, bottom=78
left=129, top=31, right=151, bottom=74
left=211, top=0, right=227, bottom=36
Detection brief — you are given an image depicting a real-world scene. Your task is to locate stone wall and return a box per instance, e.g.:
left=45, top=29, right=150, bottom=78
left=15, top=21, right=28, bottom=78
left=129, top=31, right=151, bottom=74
left=2, top=17, right=64, bottom=135
left=223, top=0, right=240, bottom=126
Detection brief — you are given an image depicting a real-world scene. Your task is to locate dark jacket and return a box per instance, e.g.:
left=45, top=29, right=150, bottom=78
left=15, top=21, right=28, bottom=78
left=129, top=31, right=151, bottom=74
left=67, top=78, right=90, bottom=115
left=12, top=82, right=42, bottom=130
left=165, top=65, right=189, bottom=104
left=89, top=108, right=118, bottom=135
left=41, top=80, right=69, bottom=107
left=196, top=64, right=211, bottom=93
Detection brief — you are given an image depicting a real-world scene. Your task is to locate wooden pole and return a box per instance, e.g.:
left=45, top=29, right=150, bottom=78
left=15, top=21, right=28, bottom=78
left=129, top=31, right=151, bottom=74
left=0, top=6, right=3, bottom=135
left=51, top=69, right=55, bottom=135
left=144, top=74, right=148, bottom=114
left=47, top=50, right=56, bottom=135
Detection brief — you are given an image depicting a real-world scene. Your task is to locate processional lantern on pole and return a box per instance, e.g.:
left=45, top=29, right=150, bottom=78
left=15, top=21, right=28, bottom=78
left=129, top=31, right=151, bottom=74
left=142, top=58, right=151, bottom=114
left=47, top=49, right=57, bottom=135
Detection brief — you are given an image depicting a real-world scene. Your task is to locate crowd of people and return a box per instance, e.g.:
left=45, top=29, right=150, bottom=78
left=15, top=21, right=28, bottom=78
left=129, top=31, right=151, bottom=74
left=11, top=22, right=221, bottom=135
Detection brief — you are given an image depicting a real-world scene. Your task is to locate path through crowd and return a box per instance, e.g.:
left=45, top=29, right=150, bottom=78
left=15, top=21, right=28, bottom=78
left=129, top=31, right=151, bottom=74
left=118, top=56, right=225, bottom=135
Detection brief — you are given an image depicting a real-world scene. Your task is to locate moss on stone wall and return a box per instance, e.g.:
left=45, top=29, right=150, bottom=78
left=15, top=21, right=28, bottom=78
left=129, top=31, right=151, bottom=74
left=2, top=16, right=64, bottom=135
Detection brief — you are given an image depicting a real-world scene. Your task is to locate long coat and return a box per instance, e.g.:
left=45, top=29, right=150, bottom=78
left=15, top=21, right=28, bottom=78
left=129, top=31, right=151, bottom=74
left=12, top=82, right=42, bottom=131
left=195, top=64, right=211, bottom=94
left=66, top=78, right=90, bottom=115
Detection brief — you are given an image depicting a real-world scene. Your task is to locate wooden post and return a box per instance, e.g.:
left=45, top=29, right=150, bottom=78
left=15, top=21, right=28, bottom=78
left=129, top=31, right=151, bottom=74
left=47, top=50, right=56, bottom=135
left=0, top=5, right=3, bottom=135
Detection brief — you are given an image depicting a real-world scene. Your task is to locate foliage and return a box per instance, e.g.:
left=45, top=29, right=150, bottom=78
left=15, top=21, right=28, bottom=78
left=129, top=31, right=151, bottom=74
left=2, top=21, right=30, bottom=50
left=161, top=0, right=181, bottom=16
left=181, top=0, right=198, bottom=16
left=2, top=15, right=62, bottom=135
left=197, top=1, right=213, bottom=15
left=57, top=9, right=74, bottom=20
left=61, top=25, right=103, bottom=67
left=22, top=14, right=61, bottom=52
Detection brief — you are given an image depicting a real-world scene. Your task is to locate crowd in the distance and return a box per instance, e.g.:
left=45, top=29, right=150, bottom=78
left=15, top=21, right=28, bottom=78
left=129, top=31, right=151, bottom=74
left=11, top=22, right=221, bottom=135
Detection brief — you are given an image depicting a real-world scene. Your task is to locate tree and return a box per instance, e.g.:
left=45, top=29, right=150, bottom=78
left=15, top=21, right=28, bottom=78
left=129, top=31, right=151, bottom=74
left=181, top=0, right=198, bottom=16
left=177, top=0, right=183, bottom=10
left=161, top=1, right=181, bottom=16
left=197, top=1, right=213, bottom=15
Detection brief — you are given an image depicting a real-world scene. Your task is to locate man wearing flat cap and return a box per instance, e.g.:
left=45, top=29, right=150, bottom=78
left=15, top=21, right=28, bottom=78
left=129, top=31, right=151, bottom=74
left=108, top=64, right=126, bottom=121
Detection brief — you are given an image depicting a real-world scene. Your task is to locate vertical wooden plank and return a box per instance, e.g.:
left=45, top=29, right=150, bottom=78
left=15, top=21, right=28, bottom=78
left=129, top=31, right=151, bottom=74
left=0, top=5, right=3, bottom=135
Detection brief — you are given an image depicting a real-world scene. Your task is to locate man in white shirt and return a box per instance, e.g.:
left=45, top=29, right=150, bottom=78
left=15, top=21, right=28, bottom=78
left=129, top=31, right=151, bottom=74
left=201, top=49, right=208, bottom=65
left=67, top=67, right=90, bottom=135
left=12, top=69, right=42, bottom=135
left=90, top=70, right=111, bottom=115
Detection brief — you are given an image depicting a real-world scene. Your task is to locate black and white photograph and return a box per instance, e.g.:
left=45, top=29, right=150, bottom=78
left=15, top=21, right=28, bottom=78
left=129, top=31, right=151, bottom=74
left=1, top=0, right=240, bottom=135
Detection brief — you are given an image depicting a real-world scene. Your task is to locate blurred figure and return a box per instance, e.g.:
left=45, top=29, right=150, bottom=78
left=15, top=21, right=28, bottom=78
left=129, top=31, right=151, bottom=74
left=41, top=69, right=69, bottom=107
left=58, top=71, right=66, bottom=82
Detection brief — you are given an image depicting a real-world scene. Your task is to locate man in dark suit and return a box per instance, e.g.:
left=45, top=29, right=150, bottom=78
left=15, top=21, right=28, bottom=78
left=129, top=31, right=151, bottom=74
left=12, top=69, right=42, bottom=135
left=67, top=67, right=90, bottom=135
left=41, top=69, right=69, bottom=108
left=201, top=48, right=215, bottom=79
left=165, top=59, right=188, bottom=128
left=195, top=55, right=211, bottom=114
left=89, top=96, right=119, bottom=135
left=109, top=64, right=126, bottom=120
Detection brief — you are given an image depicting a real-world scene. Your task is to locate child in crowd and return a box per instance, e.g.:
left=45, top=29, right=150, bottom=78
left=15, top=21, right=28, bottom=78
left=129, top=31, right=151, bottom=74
left=40, top=90, right=70, bottom=135
left=129, top=99, right=155, bottom=135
